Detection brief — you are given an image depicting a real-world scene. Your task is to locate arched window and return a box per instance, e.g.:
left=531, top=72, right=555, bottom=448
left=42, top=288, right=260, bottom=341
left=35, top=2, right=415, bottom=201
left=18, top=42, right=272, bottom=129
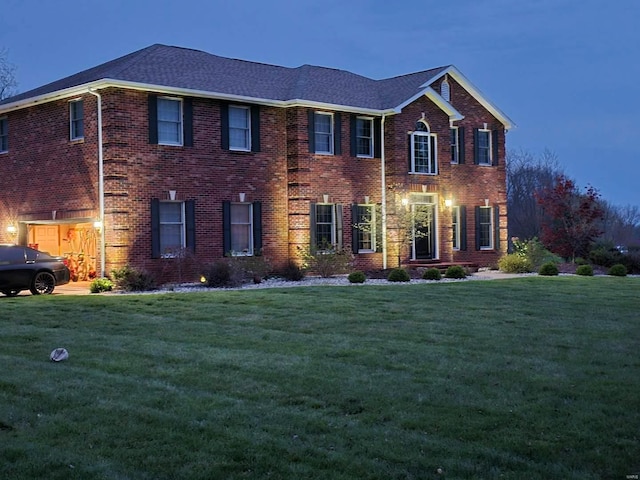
left=410, top=121, right=438, bottom=174
left=441, top=77, right=451, bottom=102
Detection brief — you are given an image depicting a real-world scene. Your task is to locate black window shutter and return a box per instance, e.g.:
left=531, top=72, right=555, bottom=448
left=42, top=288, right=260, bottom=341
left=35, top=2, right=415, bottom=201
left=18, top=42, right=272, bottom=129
left=350, top=115, right=357, bottom=157
left=148, top=95, right=158, bottom=144
left=222, top=201, right=231, bottom=255
left=309, top=203, right=317, bottom=246
left=474, top=206, right=481, bottom=251
left=253, top=201, right=262, bottom=251
left=460, top=205, right=467, bottom=251
left=308, top=110, right=315, bottom=153
left=408, top=134, right=413, bottom=172
left=492, top=129, right=499, bottom=166
left=494, top=205, right=500, bottom=251
left=458, top=127, right=465, bottom=164
left=334, top=113, right=342, bottom=155
left=473, top=128, right=479, bottom=165
left=183, top=98, right=193, bottom=147
left=335, top=204, right=344, bottom=249
left=221, top=103, right=229, bottom=150
left=185, top=199, right=196, bottom=253
left=351, top=204, right=360, bottom=254
left=373, top=118, right=382, bottom=158
left=151, top=198, right=160, bottom=258
left=251, top=105, right=261, bottom=152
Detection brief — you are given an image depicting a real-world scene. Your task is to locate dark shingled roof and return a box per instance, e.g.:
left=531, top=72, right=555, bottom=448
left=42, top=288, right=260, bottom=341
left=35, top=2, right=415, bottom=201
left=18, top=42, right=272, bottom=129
left=1, top=44, right=449, bottom=111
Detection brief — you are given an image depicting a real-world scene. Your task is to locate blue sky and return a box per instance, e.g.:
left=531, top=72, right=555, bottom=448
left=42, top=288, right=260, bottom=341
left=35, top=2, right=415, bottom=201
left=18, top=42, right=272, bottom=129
left=2, top=0, right=638, bottom=207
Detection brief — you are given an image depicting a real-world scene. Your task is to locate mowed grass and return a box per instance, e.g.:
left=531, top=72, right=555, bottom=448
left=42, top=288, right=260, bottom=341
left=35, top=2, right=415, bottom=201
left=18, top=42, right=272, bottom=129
left=0, top=277, right=639, bottom=480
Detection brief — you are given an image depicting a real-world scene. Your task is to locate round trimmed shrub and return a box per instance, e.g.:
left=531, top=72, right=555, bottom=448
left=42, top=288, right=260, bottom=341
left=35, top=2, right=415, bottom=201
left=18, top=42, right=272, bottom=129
left=444, top=265, right=466, bottom=279
left=422, top=268, right=442, bottom=281
left=498, top=254, right=533, bottom=273
left=348, top=271, right=366, bottom=283
left=538, top=262, right=559, bottom=276
left=575, top=264, right=593, bottom=276
left=90, top=277, right=113, bottom=293
left=387, top=268, right=410, bottom=282
left=608, top=263, right=627, bottom=277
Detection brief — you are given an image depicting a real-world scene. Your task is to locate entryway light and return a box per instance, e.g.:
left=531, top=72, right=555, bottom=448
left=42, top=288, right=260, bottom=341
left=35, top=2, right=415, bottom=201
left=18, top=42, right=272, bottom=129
left=7, top=224, right=17, bottom=235
left=93, top=221, right=103, bottom=232
left=444, top=199, right=453, bottom=208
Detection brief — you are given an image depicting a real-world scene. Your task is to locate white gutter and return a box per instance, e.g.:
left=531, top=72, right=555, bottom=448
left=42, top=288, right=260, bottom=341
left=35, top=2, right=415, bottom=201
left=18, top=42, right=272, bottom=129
left=380, top=114, right=387, bottom=270
left=87, top=89, right=105, bottom=277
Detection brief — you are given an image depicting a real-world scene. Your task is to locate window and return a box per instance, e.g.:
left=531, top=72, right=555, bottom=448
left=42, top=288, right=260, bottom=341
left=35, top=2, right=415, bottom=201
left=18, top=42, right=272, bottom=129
left=353, top=204, right=376, bottom=253
left=450, top=127, right=459, bottom=164
left=0, top=117, right=7, bottom=153
left=410, top=122, right=437, bottom=174
left=151, top=198, right=195, bottom=258
left=477, top=206, right=493, bottom=250
left=70, top=99, right=84, bottom=140
left=223, top=201, right=262, bottom=256
left=314, top=112, right=333, bottom=154
left=441, top=77, right=451, bottom=102
left=311, top=203, right=343, bottom=250
left=230, top=203, right=253, bottom=255
left=159, top=201, right=185, bottom=255
left=228, top=106, right=251, bottom=151
left=452, top=206, right=460, bottom=250
left=474, top=128, right=498, bottom=166
left=356, top=117, right=373, bottom=158
left=157, top=97, right=183, bottom=145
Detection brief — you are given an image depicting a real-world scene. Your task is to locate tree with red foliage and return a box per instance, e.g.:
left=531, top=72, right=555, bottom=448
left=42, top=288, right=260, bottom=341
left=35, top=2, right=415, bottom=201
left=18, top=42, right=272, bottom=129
left=535, top=175, right=604, bottom=260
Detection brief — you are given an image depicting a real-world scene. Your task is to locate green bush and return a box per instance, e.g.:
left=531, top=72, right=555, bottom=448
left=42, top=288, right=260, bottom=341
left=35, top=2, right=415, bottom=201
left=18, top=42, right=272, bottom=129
left=589, top=247, right=619, bottom=267
left=422, top=268, right=442, bottom=281
left=387, top=268, right=410, bottom=282
left=444, top=265, right=466, bottom=279
left=512, top=237, right=562, bottom=268
left=575, top=264, right=594, bottom=276
left=348, top=271, right=366, bottom=283
left=111, top=265, right=156, bottom=291
left=202, top=260, right=243, bottom=288
left=281, top=261, right=305, bottom=281
left=298, top=243, right=354, bottom=278
left=538, top=262, right=559, bottom=276
left=608, top=264, right=627, bottom=277
left=498, top=254, right=533, bottom=273
left=227, top=253, right=272, bottom=283
left=89, top=277, right=113, bottom=293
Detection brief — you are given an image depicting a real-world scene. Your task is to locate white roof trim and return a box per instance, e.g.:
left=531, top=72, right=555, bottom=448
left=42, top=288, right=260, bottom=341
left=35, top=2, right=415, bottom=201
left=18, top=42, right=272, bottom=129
left=423, top=66, right=515, bottom=130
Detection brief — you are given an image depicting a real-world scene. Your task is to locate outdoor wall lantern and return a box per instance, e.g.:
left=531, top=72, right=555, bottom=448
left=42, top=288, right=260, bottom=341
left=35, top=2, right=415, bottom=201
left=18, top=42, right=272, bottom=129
left=7, top=224, right=17, bottom=235
left=444, top=199, right=453, bottom=208
left=93, top=221, right=103, bottom=233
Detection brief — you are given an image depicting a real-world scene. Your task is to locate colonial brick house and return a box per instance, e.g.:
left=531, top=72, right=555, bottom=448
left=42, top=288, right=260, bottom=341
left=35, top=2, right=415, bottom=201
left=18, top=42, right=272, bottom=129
left=0, top=44, right=514, bottom=282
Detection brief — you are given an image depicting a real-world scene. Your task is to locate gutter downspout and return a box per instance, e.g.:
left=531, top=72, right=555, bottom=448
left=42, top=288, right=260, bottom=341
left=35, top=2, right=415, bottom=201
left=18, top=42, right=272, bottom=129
left=380, top=114, right=387, bottom=270
left=88, top=89, right=105, bottom=277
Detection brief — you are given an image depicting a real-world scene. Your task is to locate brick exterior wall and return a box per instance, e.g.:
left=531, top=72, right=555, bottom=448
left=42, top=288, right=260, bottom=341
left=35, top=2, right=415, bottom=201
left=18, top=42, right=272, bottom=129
left=0, top=76, right=508, bottom=283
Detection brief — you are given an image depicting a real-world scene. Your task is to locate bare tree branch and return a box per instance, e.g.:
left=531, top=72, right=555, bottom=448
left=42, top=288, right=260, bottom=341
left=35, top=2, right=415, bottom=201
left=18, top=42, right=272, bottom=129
left=0, top=47, right=18, bottom=101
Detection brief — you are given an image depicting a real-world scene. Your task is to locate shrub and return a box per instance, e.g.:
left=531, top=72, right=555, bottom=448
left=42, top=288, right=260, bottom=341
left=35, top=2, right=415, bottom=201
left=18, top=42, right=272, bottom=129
left=444, top=265, right=466, bottom=279
left=281, top=261, right=305, bottom=281
left=227, top=253, right=272, bottom=284
left=202, top=260, right=243, bottom=288
left=111, top=265, right=156, bottom=291
left=89, top=277, right=113, bottom=293
left=538, top=262, right=559, bottom=276
left=297, top=243, right=354, bottom=278
left=387, top=268, right=410, bottom=282
left=498, top=254, right=533, bottom=273
left=422, top=268, right=442, bottom=281
left=608, top=264, right=627, bottom=277
left=348, top=271, right=366, bottom=283
left=512, top=237, right=562, bottom=268
left=575, top=264, right=594, bottom=276
left=589, top=246, right=619, bottom=267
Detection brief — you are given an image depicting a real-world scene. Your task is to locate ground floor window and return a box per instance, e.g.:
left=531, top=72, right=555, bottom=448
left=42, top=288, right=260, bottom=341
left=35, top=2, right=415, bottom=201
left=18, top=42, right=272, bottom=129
left=310, top=203, right=343, bottom=250
left=352, top=204, right=376, bottom=253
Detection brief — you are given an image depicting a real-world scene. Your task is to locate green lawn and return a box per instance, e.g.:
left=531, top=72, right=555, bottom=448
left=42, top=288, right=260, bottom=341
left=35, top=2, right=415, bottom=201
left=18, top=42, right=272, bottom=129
left=1, top=277, right=639, bottom=479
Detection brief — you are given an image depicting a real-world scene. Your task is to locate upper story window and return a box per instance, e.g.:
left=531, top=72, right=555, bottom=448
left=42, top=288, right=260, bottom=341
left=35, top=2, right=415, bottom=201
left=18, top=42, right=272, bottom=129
left=228, top=106, right=251, bottom=151
left=410, top=121, right=437, bottom=175
left=356, top=117, right=373, bottom=158
left=70, top=99, right=84, bottom=141
left=474, top=127, right=498, bottom=166
left=314, top=112, right=334, bottom=154
left=157, top=97, right=183, bottom=146
left=0, top=117, right=7, bottom=153
left=450, top=127, right=459, bottom=164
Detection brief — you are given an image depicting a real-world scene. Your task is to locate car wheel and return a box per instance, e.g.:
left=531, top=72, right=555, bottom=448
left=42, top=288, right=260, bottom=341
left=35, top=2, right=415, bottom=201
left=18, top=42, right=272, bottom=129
left=1, top=290, right=21, bottom=297
left=30, top=272, right=56, bottom=295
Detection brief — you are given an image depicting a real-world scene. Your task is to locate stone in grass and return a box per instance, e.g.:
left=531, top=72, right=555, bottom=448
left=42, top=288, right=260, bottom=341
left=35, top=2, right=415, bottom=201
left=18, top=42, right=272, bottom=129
left=50, top=348, right=69, bottom=362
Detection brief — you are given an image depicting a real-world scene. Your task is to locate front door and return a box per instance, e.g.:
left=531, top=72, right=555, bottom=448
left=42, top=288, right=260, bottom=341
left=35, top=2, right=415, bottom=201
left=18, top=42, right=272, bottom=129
left=33, top=225, right=60, bottom=256
left=412, top=203, right=436, bottom=260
